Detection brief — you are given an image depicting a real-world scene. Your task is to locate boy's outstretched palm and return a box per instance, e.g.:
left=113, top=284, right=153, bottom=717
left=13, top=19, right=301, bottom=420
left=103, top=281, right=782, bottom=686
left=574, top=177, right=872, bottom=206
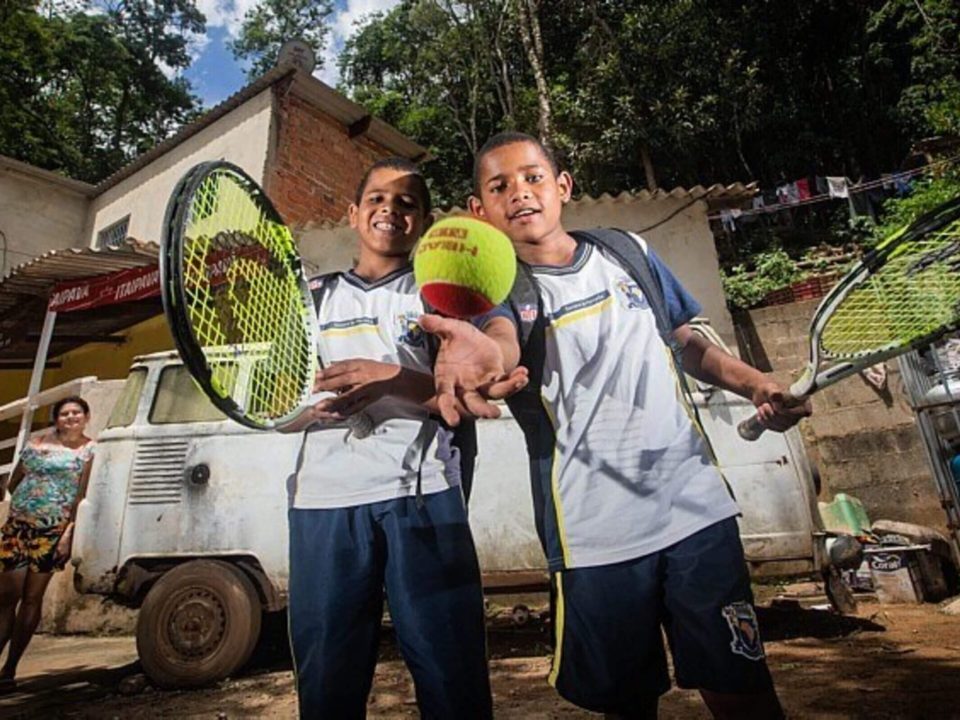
left=419, top=314, right=528, bottom=426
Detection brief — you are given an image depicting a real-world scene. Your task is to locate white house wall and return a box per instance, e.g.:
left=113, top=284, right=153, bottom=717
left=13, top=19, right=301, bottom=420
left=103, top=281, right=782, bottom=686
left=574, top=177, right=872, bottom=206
left=0, top=167, right=90, bottom=276
left=563, top=198, right=735, bottom=347
left=85, top=89, right=275, bottom=248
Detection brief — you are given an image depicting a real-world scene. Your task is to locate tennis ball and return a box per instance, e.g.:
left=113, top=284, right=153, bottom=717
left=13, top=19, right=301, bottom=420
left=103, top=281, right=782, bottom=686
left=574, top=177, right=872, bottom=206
left=414, top=216, right=517, bottom=318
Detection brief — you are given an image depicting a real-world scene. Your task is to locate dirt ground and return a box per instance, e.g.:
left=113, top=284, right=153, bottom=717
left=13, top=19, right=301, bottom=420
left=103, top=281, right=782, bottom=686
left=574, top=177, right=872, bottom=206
left=3, top=593, right=960, bottom=719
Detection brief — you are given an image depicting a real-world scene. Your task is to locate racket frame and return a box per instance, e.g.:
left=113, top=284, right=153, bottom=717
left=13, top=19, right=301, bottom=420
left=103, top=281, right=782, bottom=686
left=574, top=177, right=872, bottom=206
left=161, top=160, right=319, bottom=430
left=739, top=196, right=960, bottom=440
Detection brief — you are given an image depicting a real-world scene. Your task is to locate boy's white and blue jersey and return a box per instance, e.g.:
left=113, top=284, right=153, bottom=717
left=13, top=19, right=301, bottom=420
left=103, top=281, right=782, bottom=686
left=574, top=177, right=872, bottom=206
left=518, top=236, right=739, bottom=571
left=290, top=266, right=459, bottom=509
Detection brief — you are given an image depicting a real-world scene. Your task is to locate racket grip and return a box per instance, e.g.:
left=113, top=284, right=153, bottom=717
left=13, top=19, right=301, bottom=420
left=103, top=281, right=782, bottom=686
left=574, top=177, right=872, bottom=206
left=737, top=414, right=766, bottom=441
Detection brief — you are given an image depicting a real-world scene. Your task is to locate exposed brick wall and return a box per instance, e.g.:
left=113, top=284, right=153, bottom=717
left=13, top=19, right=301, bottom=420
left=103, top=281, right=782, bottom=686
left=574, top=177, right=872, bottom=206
left=735, top=300, right=946, bottom=532
left=266, top=82, right=395, bottom=226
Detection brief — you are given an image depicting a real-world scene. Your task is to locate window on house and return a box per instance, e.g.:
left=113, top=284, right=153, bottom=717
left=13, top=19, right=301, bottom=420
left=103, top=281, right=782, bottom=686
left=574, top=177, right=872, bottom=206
left=96, top=216, right=130, bottom=248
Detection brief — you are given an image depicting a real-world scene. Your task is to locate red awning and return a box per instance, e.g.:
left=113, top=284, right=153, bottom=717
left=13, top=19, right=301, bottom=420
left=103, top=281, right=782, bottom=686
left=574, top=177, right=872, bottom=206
left=49, top=263, right=160, bottom=312
left=0, top=239, right=160, bottom=364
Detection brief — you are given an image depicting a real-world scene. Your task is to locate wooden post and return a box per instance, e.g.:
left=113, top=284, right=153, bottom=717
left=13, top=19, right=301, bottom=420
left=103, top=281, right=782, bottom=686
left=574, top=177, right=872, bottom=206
left=11, top=309, right=57, bottom=478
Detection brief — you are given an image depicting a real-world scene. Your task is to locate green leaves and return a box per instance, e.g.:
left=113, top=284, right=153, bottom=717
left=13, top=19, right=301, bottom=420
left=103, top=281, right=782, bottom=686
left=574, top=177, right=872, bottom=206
left=0, top=1, right=203, bottom=183
left=230, top=0, right=334, bottom=81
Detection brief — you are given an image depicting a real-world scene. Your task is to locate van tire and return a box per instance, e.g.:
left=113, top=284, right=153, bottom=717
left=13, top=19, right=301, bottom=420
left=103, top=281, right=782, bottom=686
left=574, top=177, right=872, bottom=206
left=136, top=560, right=262, bottom=688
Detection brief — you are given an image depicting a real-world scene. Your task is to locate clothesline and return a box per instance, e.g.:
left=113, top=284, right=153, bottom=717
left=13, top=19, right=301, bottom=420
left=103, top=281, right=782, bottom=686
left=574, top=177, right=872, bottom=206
left=707, top=154, right=959, bottom=222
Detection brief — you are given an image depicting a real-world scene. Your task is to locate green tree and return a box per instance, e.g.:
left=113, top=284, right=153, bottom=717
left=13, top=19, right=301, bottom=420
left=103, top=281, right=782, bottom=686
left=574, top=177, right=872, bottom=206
left=230, top=0, right=334, bottom=81
left=337, top=0, right=959, bottom=208
left=0, top=0, right=204, bottom=182
left=339, top=0, right=531, bottom=207
left=869, top=0, right=960, bottom=137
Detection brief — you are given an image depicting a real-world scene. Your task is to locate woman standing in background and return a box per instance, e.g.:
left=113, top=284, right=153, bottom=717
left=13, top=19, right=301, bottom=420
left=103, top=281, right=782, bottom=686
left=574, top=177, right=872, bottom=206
left=0, top=396, right=94, bottom=692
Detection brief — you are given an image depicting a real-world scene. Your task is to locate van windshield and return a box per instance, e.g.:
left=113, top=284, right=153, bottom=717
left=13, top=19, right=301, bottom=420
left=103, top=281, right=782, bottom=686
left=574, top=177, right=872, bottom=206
left=107, top=368, right=147, bottom=428
left=150, top=365, right=228, bottom=424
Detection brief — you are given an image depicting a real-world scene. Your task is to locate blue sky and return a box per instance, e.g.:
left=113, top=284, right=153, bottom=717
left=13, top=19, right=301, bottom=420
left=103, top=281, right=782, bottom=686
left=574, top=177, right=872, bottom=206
left=182, top=0, right=401, bottom=108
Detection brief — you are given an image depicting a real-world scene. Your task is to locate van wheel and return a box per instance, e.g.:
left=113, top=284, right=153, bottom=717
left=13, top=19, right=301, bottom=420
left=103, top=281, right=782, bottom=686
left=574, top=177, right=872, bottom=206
left=136, top=560, right=262, bottom=688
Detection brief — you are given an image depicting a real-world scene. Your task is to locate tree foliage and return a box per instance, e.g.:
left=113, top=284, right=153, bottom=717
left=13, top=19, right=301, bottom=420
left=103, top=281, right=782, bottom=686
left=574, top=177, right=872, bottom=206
left=0, top=0, right=204, bottom=183
left=338, top=0, right=960, bottom=208
left=230, top=0, right=334, bottom=81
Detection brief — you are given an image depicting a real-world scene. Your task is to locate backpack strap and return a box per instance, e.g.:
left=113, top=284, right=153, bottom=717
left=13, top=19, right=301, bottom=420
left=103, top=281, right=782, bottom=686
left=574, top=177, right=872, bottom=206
left=571, top=228, right=720, bottom=462
left=308, top=271, right=340, bottom=315
left=569, top=228, right=683, bottom=361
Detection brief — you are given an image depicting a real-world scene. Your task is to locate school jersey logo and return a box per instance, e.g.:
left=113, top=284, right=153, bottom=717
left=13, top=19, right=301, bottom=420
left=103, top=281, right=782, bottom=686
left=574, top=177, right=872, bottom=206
left=518, top=303, right=539, bottom=323
left=396, top=311, right=425, bottom=348
left=722, top=601, right=765, bottom=661
left=615, top=277, right=648, bottom=310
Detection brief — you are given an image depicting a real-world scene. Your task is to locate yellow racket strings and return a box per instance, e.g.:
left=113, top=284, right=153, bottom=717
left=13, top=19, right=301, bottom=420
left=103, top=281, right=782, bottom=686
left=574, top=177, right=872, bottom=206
left=820, top=219, right=960, bottom=359
left=181, top=170, right=313, bottom=423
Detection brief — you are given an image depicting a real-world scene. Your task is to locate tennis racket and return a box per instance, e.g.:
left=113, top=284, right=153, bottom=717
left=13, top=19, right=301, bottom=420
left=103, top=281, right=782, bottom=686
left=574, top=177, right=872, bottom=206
left=739, top=195, right=960, bottom=441
left=161, top=160, right=373, bottom=434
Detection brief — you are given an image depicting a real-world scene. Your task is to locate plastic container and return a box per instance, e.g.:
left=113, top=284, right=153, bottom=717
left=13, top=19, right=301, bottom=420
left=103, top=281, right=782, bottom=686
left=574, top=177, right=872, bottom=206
left=818, top=493, right=871, bottom=535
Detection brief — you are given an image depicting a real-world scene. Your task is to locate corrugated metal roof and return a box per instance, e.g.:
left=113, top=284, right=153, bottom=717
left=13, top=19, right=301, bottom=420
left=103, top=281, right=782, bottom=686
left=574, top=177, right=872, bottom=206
left=566, top=182, right=758, bottom=208
left=433, top=182, right=758, bottom=217
left=0, top=238, right=161, bottom=362
left=0, top=238, right=158, bottom=317
left=297, top=181, right=758, bottom=233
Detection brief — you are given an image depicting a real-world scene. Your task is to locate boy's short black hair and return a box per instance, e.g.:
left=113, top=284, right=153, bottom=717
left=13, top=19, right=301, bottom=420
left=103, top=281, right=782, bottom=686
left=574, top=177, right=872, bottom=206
left=355, top=157, right=432, bottom=214
left=473, top=131, right=560, bottom=192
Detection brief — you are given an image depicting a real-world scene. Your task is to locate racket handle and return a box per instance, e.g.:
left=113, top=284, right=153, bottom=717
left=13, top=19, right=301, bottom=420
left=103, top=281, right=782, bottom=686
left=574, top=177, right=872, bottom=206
left=737, top=389, right=807, bottom=442
left=737, top=414, right=767, bottom=441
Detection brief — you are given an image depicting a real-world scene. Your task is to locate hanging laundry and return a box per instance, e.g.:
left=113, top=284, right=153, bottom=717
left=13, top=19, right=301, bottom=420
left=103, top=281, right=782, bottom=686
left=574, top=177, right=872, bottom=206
left=847, top=189, right=876, bottom=221
left=751, top=195, right=766, bottom=211
left=860, top=362, right=887, bottom=392
left=881, top=174, right=895, bottom=190
left=795, top=178, right=811, bottom=200
left=815, top=176, right=829, bottom=196
left=826, top=176, right=849, bottom=199
left=776, top=184, right=791, bottom=204
left=893, top=172, right=913, bottom=196
left=720, top=209, right=737, bottom=232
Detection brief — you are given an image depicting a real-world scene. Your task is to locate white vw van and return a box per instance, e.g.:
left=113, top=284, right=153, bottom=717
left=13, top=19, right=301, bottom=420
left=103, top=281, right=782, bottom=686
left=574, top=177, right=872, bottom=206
left=71, top=319, right=858, bottom=687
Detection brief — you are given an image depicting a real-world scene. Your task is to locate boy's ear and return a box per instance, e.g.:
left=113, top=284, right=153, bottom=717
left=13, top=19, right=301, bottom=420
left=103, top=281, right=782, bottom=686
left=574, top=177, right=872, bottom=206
left=557, top=171, right=574, bottom=203
left=347, top=203, right=359, bottom=228
left=467, top=195, right=485, bottom=217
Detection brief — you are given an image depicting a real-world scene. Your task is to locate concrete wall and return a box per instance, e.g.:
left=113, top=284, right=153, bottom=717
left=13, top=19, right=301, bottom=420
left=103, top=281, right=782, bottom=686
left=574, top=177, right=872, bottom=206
left=735, top=300, right=944, bottom=532
left=0, top=161, right=91, bottom=275
left=563, top=196, right=735, bottom=348
left=85, top=88, right=275, bottom=247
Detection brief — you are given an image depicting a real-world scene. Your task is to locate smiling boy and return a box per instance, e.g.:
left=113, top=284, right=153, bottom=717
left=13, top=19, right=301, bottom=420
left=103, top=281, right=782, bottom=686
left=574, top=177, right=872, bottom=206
left=469, top=132, right=809, bottom=719
left=287, top=157, right=522, bottom=719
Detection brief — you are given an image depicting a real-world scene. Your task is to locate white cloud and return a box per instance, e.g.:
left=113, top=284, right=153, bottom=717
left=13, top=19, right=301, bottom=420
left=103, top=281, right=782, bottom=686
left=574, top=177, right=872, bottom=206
left=321, top=0, right=402, bottom=86
left=185, top=0, right=401, bottom=87
left=195, top=0, right=261, bottom=37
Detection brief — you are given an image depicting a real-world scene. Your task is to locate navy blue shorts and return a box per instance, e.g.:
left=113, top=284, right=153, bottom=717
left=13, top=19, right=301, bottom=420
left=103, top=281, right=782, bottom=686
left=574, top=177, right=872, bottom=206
left=550, top=517, right=773, bottom=714
left=288, top=487, right=492, bottom=719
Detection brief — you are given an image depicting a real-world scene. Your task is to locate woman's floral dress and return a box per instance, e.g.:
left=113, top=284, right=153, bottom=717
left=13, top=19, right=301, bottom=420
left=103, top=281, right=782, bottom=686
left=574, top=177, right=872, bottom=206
left=0, top=441, right=94, bottom=573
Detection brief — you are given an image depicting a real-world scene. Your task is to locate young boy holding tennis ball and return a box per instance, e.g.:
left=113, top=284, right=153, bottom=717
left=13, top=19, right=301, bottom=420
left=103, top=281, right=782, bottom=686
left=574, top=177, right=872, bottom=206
left=469, top=132, right=810, bottom=719
left=286, top=157, right=522, bottom=719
